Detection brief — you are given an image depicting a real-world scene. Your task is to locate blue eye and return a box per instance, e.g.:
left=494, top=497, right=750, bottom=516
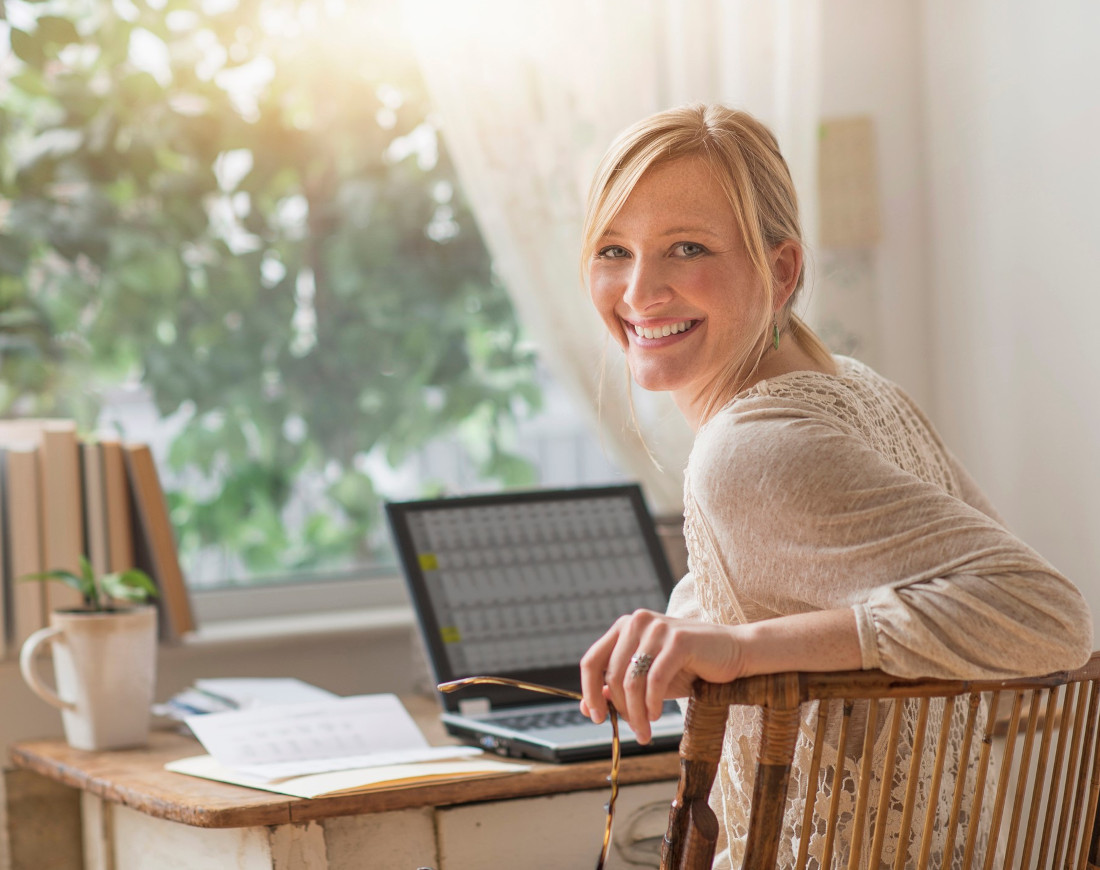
left=675, top=242, right=706, bottom=257
left=596, top=246, right=629, bottom=259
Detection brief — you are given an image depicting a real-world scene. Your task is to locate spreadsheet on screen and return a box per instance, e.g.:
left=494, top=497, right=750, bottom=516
left=406, top=496, right=666, bottom=674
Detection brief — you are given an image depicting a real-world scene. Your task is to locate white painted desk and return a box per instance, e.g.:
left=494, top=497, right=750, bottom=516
left=8, top=696, right=680, bottom=869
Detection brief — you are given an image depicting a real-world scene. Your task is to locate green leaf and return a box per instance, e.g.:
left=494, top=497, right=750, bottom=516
left=8, top=70, right=51, bottom=98
left=18, top=569, right=80, bottom=585
left=9, top=29, right=46, bottom=68
left=79, top=555, right=103, bottom=603
left=0, top=234, right=31, bottom=274
left=19, top=569, right=95, bottom=606
left=35, top=16, right=82, bottom=45
left=100, top=569, right=159, bottom=603
left=483, top=451, right=538, bottom=488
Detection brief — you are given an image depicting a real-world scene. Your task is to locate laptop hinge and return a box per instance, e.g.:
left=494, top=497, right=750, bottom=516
left=458, top=697, right=491, bottom=716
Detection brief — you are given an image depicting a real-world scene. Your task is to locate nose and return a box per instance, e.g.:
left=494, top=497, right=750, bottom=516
left=621, top=258, right=674, bottom=313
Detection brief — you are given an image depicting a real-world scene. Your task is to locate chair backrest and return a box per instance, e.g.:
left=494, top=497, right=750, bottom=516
left=660, top=652, right=1100, bottom=870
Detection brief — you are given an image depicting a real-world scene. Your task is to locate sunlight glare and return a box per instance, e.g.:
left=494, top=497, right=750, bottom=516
left=377, top=83, right=404, bottom=110
left=214, top=55, right=276, bottom=122
left=129, top=27, right=172, bottom=86
left=291, top=268, right=318, bottom=358
left=192, top=29, right=227, bottom=81
left=260, top=253, right=287, bottom=289
left=431, top=180, right=453, bottom=203
left=111, top=0, right=140, bottom=23
left=213, top=148, right=253, bottom=193
left=4, top=0, right=35, bottom=31
left=284, top=415, right=308, bottom=445
left=258, top=4, right=300, bottom=41
left=274, top=195, right=309, bottom=239
left=165, top=9, right=200, bottom=32
left=402, top=0, right=545, bottom=60
left=385, top=122, right=438, bottom=171
left=201, top=0, right=239, bottom=16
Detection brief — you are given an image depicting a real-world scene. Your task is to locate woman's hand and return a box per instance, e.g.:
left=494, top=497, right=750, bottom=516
left=579, top=607, right=863, bottom=744
left=578, top=609, right=746, bottom=744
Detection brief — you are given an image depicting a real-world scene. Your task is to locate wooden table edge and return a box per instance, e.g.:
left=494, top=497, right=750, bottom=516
left=8, top=740, right=296, bottom=828
left=9, top=732, right=680, bottom=829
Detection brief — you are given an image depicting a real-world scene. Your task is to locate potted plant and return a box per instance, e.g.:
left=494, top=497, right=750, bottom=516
left=19, top=557, right=161, bottom=751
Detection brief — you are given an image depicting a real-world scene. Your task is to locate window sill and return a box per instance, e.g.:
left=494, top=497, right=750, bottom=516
left=179, top=604, right=416, bottom=650
left=149, top=602, right=428, bottom=700
left=189, top=572, right=411, bottom=625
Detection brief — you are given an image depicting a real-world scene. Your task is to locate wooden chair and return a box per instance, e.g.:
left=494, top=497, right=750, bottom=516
left=660, top=652, right=1100, bottom=869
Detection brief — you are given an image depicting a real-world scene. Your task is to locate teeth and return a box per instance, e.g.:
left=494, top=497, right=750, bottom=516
left=634, top=320, right=693, bottom=339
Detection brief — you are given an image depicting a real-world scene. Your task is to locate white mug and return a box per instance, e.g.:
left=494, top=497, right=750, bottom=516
left=20, top=606, right=158, bottom=751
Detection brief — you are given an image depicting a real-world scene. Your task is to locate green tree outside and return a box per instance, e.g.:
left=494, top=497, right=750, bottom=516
left=0, top=0, right=541, bottom=584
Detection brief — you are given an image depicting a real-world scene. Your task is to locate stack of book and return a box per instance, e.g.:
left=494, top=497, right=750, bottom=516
left=0, top=419, right=196, bottom=656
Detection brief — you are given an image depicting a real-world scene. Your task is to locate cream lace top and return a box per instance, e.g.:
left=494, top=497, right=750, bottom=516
left=667, top=356, right=1092, bottom=868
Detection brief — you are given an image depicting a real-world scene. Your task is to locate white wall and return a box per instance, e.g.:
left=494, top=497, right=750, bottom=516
left=921, top=0, right=1100, bottom=623
left=818, top=0, right=932, bottom=405
left=815, top=1, right=1100, bottom=634
left=565, top=1, right=1100, bottom=639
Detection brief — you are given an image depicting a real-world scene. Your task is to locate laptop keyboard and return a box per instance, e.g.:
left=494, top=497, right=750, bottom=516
left=493, top=701, right=681, bottom=733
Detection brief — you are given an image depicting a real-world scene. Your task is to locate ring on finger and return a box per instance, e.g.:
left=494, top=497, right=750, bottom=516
left=629, top=652, right=654, bottom=680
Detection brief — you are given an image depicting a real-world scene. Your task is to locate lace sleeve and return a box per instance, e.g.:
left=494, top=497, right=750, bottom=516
left=666, top=570, right=704, bottom=621
left=690, top=409, right=1092, bottom=680
left=856, top=570, right=1092, bottom=679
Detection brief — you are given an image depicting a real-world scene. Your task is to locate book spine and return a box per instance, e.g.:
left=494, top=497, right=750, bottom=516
left=0, top=447, right=9, bottom=656
left=3, top=445, right=47, bottom=650
left=100, top=438, right=136, bottom=572
left=81, top=440, right=112, bottom=579
left=124, top=443, right=196, bottom=642
left=38, top=422, right=85, bottom=611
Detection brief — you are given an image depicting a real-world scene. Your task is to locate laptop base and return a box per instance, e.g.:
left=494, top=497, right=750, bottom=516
left=442, top=713, right=683, bottom=763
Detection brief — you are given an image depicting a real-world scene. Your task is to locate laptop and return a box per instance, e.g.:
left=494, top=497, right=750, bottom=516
left=385, top=484, right=685, bottom=763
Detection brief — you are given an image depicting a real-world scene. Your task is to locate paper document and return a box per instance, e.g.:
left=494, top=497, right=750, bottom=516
left=166, top=753, right=529, bottom=799
left=186, top=693, right=476, bottom=780
left=154, top=677, right=340, bottom=720
left=194, top=677, right=339, bottom=708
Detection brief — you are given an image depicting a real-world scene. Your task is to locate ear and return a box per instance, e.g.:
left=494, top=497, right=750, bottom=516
left=769, top=240, right=803, bottom=311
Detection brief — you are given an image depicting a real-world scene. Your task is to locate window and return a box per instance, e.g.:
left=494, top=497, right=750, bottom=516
left=0, top=0, right=623, bottom=611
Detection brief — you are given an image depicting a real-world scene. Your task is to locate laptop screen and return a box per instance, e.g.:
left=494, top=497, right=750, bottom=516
left=386, top=484, right=676, bottom=709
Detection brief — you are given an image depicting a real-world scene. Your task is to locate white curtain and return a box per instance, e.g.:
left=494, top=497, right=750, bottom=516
left=405, top=0, right=822, bottom=513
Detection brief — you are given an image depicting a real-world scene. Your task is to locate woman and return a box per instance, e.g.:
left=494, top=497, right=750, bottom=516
left=576, top=104, right=1092, bottom=866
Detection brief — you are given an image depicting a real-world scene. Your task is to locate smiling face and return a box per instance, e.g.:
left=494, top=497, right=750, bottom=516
left=588, top=156, right=771, bottom=425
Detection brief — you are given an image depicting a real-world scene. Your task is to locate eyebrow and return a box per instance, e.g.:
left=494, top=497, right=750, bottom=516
left=602, top=226, right=724, bottom=239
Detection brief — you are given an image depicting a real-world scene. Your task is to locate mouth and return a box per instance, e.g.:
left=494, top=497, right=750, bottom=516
left=629, top=319, right=699, bottom=340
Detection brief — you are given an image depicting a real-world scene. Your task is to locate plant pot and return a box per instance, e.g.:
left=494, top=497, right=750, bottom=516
left=19, top=605, right=158, bottom=751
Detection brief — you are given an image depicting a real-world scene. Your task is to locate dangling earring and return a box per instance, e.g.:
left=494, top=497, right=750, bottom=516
left=772, top=318, right=780, bottom=351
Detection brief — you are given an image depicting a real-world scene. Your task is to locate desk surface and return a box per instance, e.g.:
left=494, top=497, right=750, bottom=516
left=9, top=695, right=680, bottom=829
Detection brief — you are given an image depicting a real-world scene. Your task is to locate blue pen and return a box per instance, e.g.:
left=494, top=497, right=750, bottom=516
left=191, top=686, right=241, bottom=710
left=166, top=699, right=208, bottom=716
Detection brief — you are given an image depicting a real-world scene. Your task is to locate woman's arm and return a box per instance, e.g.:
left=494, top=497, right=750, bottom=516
left=696, top=413, right=1092, bottom=677
left=582, top=407, right=1092, bottom=742
left=579, top=607, right=861, bottom=744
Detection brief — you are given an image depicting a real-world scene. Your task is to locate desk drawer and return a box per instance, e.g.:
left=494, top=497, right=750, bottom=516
left=435, top=780, right=675, bottom=870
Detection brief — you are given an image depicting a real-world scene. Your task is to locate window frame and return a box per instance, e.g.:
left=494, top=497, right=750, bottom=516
left=189, top=571, right=410, bottom=625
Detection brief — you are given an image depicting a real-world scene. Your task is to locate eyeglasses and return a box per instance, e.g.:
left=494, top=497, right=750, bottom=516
left=438, top=676, right=621, bottom=870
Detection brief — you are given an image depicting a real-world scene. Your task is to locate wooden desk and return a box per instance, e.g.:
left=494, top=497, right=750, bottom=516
left=8, top=696, right=681, bottom=870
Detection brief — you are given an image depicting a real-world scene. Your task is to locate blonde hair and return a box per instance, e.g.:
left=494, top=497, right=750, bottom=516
left=581, top=103, right=832, bottom=422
